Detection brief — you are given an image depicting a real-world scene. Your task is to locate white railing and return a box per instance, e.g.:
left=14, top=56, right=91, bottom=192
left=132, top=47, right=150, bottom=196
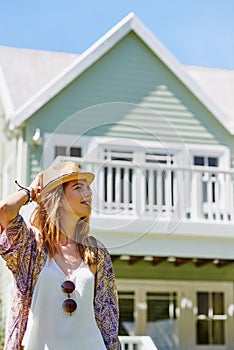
left=119, top=336, right=158, bottom=350
left=55, top=156, right=234, bottom=223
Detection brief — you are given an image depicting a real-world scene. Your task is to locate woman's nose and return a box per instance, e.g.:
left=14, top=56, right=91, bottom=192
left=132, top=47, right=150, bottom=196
left=82, top=188, right=92, bottom=198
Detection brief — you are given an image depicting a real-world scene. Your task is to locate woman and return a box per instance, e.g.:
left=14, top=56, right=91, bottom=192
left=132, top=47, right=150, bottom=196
left=0, top=161, right=121, bottom=350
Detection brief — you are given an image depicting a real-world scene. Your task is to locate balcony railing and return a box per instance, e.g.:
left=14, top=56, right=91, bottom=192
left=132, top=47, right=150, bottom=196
left=55, top=156, right=234, bottom=223
left=119, top=336, right=158, bottom=350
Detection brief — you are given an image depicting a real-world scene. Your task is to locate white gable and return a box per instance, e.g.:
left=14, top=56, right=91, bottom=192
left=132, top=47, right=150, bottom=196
left=2, top=13, right=234, bottom=134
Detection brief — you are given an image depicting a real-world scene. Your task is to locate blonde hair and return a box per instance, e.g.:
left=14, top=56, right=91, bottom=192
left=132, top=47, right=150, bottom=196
left=31, top=183, right=98, bottom=265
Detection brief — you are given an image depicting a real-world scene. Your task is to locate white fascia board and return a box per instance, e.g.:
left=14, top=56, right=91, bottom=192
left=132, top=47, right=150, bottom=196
left=91, top=221, right=234, bottom=259
left=8, top=13, right=135, bottom=130
left=91, top=216, right=234, bottom=238
left=106, top=233, right=234, bottom=260
left=131, top=16, right=233, bottom=134
left=9, top=12, right=232, bottom=135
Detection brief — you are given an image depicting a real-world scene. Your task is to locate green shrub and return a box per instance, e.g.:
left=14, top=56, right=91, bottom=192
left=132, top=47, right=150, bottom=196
left=0, top=294, right=5, bottom=350
left=0, top=324, right=4, bottom=350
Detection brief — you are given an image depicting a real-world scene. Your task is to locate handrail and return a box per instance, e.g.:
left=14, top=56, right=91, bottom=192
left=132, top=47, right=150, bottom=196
left=54, top=155, right=234, bottom=173
left=54, top=156, right=234, bottom=223
left=119, top=336, right=158, bottom=350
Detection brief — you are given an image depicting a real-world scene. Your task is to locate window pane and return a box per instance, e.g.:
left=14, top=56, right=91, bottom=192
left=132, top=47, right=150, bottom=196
left=147, top=292, right=178, bottom=350
left=212, top=292, right=224, bottom=314
left=212, top=320, right=225, bottom=344
left=55, top=146, right=66, bottom=157
left=197, top=292, right=208, bottom=315
left=118, top=292, right=135, bottom=336
left=70, top=147, right=82, bottom=157
left=197, top=320, right=209, bottom=344
left=194, top=156, right=204, bottom=166
left=196, top=292, right=226, bottom=345
left=208, top=157, right=218, bottom=167
left=147, top=293, right=176, bottom=321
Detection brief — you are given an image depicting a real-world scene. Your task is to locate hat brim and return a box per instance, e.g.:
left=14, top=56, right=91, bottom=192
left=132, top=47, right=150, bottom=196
left=41, top=171, right=95, bottom=197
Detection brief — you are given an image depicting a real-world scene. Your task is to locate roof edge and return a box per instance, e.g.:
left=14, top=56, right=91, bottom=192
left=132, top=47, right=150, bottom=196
left=8, top=12, right=136, bottom=130
left=8, top=12, right=234, bottom=134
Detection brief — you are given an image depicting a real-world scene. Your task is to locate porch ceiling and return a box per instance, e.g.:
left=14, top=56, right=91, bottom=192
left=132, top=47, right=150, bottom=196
left=111, top=255, right=234, bottom=268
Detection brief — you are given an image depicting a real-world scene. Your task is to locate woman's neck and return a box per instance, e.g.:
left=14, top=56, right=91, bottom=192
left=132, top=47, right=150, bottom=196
left=59, top=215, right=78, bottom=241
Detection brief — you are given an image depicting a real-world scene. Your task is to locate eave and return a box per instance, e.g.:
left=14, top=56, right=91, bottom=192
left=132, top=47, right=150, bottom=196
left=7, top=13, right=233, bottom=134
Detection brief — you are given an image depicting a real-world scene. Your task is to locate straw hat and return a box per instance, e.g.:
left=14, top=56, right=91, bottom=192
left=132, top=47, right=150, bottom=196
left=41, top=161, right=95, bottom=197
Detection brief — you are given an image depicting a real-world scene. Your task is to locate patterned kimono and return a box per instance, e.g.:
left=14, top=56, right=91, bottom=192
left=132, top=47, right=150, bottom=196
left=0, top=215, right=121, bottom=350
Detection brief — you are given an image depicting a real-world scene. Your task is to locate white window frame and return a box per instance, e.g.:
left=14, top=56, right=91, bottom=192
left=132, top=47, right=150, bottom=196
left=42, top=133, right=95, bottom=168
left=43, top=133, right=230, bottom=169
left=188, top=144, right=230, bottom=169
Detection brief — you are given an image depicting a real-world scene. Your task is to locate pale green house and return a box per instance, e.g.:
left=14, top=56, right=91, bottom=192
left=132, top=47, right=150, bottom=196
left=1, top=12, right=234, bottom=350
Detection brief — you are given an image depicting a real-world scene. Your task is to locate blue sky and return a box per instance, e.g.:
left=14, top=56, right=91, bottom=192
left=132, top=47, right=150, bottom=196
left=1, top=0, right=234, bottom=69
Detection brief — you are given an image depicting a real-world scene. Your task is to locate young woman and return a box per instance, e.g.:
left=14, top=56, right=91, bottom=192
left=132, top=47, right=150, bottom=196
left=0, top=161, right=121, bottom=350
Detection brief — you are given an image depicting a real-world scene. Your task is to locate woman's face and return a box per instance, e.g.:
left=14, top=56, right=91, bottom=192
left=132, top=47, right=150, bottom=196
left=60, top=179, right=92, bottom=219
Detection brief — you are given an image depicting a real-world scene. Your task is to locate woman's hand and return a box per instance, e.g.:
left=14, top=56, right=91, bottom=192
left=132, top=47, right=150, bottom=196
left=30, top=173, right=42, bottom=204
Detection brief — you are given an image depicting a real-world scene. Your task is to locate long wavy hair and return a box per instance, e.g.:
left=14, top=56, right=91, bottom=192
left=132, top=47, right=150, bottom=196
left=31, top=183, right=98, bottom=265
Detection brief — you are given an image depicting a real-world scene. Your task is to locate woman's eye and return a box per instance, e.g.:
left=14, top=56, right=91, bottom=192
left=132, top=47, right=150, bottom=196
left=73, top=185, right=82, bottom=190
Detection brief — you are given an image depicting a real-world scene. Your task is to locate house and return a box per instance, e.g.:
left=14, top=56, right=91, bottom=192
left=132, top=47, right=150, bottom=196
left=1, top=12, right=234, bottom=350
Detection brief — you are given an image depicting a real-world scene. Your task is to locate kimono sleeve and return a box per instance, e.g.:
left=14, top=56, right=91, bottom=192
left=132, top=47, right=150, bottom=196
left=0, top=214, right=37, bottom=292
left=94, top=242, right=122, bottom=350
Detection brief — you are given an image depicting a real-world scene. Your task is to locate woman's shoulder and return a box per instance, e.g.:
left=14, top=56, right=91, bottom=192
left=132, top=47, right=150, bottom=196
left=88, top=235, right=107, bottom=250
left=6, top=213, right=37, bottom=234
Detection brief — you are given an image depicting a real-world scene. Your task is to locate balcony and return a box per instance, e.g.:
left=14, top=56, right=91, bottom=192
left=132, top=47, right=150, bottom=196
left=55, top=155, right=234, bottom=225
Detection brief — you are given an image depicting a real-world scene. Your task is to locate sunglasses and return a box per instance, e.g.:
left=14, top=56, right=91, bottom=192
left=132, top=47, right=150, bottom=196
left=61, top=280, right=77, bottom=315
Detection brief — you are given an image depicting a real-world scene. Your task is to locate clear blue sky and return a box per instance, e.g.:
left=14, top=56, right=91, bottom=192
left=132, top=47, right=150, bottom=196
left=1, top=0, right=234, bottom=69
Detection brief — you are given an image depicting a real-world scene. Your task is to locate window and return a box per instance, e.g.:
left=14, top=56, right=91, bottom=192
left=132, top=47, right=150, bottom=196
left=43, top=133, right=92, bottom=168
left=194, top=156, right=219, bottom=167
left=118, top=288, right=179, bottom=350
left=117, top=280, right=232, bottom=350
left=147, top=292, right=178, bottom=350
left=55, top=146, right=82, bottom=158
left=196, top=292, right=226, bottom=345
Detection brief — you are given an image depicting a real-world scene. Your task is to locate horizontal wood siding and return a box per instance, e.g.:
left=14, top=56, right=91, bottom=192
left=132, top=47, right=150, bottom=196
left=26, top=32, right=234, bottom=175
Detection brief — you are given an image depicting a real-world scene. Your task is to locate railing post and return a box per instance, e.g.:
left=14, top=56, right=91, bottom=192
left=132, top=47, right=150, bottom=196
left=190, top=171, right=202, bottom=220
left=53, top=155, right=234, bottom=224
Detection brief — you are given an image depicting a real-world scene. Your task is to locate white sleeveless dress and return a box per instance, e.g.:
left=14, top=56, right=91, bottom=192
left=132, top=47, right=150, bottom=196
left=22, top=258, right=107, bottom=350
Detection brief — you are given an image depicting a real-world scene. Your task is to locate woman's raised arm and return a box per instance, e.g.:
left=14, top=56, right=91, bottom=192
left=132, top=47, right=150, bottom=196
left=0, top=175, right=41, bottom=231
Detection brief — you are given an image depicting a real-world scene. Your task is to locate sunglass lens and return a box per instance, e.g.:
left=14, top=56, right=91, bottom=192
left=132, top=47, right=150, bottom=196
left=62, top=298, right=77, bottom=314
left=61, top=280, right=75, bottom=294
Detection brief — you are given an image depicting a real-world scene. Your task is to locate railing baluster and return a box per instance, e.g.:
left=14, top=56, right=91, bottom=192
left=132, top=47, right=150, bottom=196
left=148, top=169, right=154, bottom=216
left=115, top=165, right=121, bottom=213
left=165, top=169, right=172, bottom=215
left=223, top=173, right=229, bottom=221
left=123, top=168, right=129, bottom=213
left=106, top=166, right=113, bottom=213
left=214, top=174, right=220, bottom=220
left=131, top=168, right=136, bottom=215
left=157, top=170, right=162, bottom=214
left=97, top=166, right=104, bottom=214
